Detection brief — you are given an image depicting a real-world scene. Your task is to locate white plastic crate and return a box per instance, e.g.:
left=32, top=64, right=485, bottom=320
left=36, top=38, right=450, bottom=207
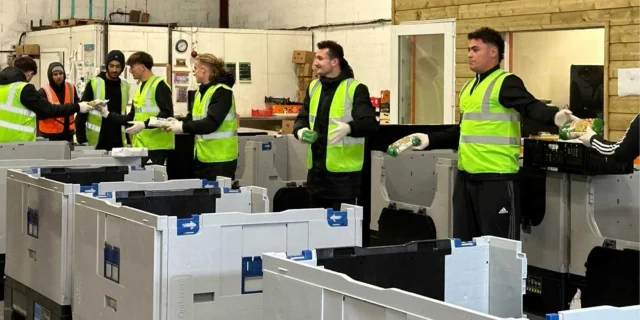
left=5, top=166, right=260, bottom=310
left=72, top=197, right=363, bottom=320
left=262, top=236, right=528, bottom=320
left=545, top=305, right=640, bottom=320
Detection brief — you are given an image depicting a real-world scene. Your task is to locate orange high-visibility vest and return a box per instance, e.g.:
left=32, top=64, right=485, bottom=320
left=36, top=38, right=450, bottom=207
left=39, top=82, right=76, bottom=134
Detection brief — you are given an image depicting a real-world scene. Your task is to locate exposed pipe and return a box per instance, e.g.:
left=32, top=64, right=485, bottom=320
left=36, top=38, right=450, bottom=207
left=219, top=0, right=229, bottom=28
left=103, top=0, right=108, bottom=19
left=70, top=0, right=75, bottom=18
left=89, top=0, right=93, bottom=19
left=168, top=24, right=174, bottom=82
left=57, top=0, right=61, bottom=19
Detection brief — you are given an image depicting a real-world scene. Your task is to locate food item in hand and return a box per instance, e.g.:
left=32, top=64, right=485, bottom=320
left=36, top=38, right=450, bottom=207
left=387, top=135, right=421, bottom=157
left=559, top=118, right=604, bottom=140
left=87, top=99, right=109, bottom=107
left=301, top=130, right=318, bottom=144
left=148, top=117, right=174, bottom=129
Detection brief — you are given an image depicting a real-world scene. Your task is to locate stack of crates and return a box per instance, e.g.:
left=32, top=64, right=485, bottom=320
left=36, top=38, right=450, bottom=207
left=292, top=50, right=317, bottom=103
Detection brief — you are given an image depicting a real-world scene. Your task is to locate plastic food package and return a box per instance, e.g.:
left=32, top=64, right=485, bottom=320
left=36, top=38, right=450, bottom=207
left=559, top=118, right=604, bottom=140
left=87, top=99, right=109, bottom=107
left=148, top=117, right=174, bottom=129
left=301, top=130, right=318, bottom=144
left=387, top=135, right=421, bottom=157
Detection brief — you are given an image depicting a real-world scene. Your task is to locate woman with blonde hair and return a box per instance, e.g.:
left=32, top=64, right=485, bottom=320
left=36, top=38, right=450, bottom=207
left=165, top=53, right=238, bottom=180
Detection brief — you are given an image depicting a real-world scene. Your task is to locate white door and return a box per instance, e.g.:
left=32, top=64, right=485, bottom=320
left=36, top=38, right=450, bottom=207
left=391, top=19, right=456, bottom=125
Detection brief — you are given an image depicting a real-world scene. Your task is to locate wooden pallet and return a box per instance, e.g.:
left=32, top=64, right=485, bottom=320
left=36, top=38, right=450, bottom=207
left=52, top=18, right=100, bottom=27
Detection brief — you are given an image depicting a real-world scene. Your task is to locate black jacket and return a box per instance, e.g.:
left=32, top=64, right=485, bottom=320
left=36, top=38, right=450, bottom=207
left=36, top=62, right=80, bottom=141
left=0, top=67, right=79, bottom=119
left=182, top=71, right=235, bottom=134
left=293, top=63, right=379, bottom=199
left=107, top=75, right=173, bottom=128
left=427, top=65, right=558, bottom=152
left=590, top=113, right=639, bottom=162
left=76, top=72, right=127, bottom=150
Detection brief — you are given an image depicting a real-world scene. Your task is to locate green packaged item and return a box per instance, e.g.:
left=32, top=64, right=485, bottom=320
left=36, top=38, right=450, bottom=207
left=387, top=135, right=422, bottom=157
left=301, top=130, right=318, bottom=144
left=559, top=118, right=604, bottom=140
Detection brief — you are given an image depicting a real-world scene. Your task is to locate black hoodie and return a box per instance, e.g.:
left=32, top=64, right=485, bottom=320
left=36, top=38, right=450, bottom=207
left=0, top=66, right=80, bottom=119
left=76, top=72, right=126, bottom=150
left=182, top=71, right=236, bottom=134
left=293, top=61, right=379, bottom=200
left=37, top=62, right=80, bottom=141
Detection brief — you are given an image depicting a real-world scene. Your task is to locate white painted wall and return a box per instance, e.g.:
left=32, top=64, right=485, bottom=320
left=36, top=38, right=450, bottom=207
left=229, top=0, right=392, bottom=96
left=512, top=28, right=605, bottom=108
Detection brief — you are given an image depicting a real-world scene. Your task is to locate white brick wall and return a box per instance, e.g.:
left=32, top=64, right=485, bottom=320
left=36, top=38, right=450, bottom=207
left=229, top=0, right=392, bottom=95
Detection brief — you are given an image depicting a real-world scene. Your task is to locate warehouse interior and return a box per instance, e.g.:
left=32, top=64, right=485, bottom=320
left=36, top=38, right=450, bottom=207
left=0, top=0, right=638, bottom=319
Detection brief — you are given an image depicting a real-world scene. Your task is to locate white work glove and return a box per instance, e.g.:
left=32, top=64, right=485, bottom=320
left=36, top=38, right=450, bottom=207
left=578, top=126, right=597, bottom=147
left=78, top=102, right=92, bottom=113
left=296, top=127, right=310, bottom=140
left=165, top=120, right=184, bottom=134
left=328, top=119, right=351, bottom=144
left=411, top=133, right=430, bottom=150
left=554, top=109, right=578, bottom=127
left=125, top=121, right=145, bottom=135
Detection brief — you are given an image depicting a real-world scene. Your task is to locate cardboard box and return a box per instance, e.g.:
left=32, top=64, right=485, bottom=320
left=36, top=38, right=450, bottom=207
left=295, top=63, right=314, bottom=77
left=292, top=50, right=315, bottom=64
left=281, top=119, right=295, bottom=134
left=381, top=90, right=390, bottom=103
left=298, top=77, right=313, bottom=91
left=15, top=44, right=40, bottom=56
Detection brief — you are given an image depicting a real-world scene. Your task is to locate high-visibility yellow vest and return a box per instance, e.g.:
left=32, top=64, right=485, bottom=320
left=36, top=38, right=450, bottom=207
left=131, top=75, right=175, bottom=150
left=86, top=77, right=130, bottom=147
left=458, top=69, right=521, bottom=174
left=0, top=82, right=36, bottom=142
left=192, top=84, right=238, bottom=162
left=307, top=78, right=364, bottom=172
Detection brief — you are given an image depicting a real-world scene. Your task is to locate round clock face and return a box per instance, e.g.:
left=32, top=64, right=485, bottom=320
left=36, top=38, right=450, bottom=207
left=176, top=40, right=188, bottom=53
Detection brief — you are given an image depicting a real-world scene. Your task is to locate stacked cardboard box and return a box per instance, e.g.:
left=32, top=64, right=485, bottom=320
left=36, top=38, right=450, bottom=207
left=380, top=90, right=391, bottom=124
left=292, top=50, right=318, bottom=103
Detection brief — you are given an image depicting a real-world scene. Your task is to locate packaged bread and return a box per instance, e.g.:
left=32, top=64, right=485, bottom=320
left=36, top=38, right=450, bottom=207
left=559, top=118, right=604, bottom=140
left=387, top=135, right=421, bottom=157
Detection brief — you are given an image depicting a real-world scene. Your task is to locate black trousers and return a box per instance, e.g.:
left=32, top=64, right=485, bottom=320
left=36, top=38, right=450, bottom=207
left=194, top=159, right=238, bottom=181
left=144, top=150, right=170, bottom=166
left=452, top=171, right=520, bottom=241
left=308, top=194, right=356, bottom=211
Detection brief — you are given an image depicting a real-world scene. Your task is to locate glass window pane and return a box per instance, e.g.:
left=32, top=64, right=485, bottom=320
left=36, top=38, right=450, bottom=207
left=398, top=34, right=446, bottom=124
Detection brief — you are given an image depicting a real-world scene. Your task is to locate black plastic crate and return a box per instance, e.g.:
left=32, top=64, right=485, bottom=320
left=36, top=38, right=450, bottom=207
left=523, top=139, right=634, bottom=175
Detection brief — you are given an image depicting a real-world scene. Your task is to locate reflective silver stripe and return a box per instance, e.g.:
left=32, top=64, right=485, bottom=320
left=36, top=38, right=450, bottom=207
left=459, top=79, right=473, bottom=99
left=89, top=110, right=102, bottom=117
left=309, top=115, right=316, bottom=123
left=225, top=112, right=236, bottom=120
left=462, top=71, right=520, bottom=122
left=341, top=79, right=356, bottom=123
left=136, top=106, right=161, bottom=114
left=86, top=122, right=101, bottom=132
left=460, top=136, right=520, bottom=145
left=309, top=80, right=321, bottom=97
left=0, top=104, right=36, bottom=118
left=0, top=119, right=35, bottom=133
left=193, top=115, right=205, bottom=121
left=463, top=112, right=520, bottom=121
left=196, top=130, right=237, bottom=140
left=328, top=136, right=364, bottom=146
left=95, top=78, right=104, bottom=99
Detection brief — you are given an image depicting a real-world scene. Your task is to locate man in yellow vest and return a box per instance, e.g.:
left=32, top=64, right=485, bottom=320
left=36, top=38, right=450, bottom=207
left=106, top=51, right=174, bottom=165
left=411, top=27, right=576, bottom=241
left=293, top=40, right=379, bottom=210
left=164, top=53, right=238, bottom=179
left=76, top=50, right=130, bottom=151
left=37, top=62, right=79, bottom=142
left=0, top=56, right=95, bottom=143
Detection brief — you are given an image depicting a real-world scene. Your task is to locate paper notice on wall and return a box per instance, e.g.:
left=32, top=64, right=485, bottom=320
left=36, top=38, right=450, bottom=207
left=617, top=68, right=640, bottom=97
left=83, top=44, right=95, bottom=68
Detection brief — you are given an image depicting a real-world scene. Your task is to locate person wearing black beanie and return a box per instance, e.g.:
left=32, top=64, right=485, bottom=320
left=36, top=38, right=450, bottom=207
left=76, top=50, right=130, bottom=150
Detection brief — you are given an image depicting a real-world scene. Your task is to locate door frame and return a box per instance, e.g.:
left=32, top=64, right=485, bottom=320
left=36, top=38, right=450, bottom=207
left=390, top=18, right=456, bottom=124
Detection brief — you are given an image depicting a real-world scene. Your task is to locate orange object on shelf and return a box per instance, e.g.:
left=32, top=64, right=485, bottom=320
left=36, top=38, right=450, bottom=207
left=635, top=156, right=639, bottom=165
left=251, top=109, right=273, bottom=117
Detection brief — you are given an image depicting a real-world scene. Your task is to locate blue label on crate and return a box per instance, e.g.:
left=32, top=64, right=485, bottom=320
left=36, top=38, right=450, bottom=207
left=287, top=250, right=313, bottom=261
left=241, top=256, right=263, bottom=294
left=261, top=142, right=272, bottom=151
left=104, top=242, right=121, bottom=284
left=79, top=183, right=100, bottom=195
left=453, top=238, right=477, bottom=248
left=223, top=187, right=241, bottom=194
left=326, top=209, right=348, bottom=227
left=201, top=179, right=219, bottom=188
left=177, top=215, right=200, bottom=236
left=34, top=303, right=51, bottom=320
